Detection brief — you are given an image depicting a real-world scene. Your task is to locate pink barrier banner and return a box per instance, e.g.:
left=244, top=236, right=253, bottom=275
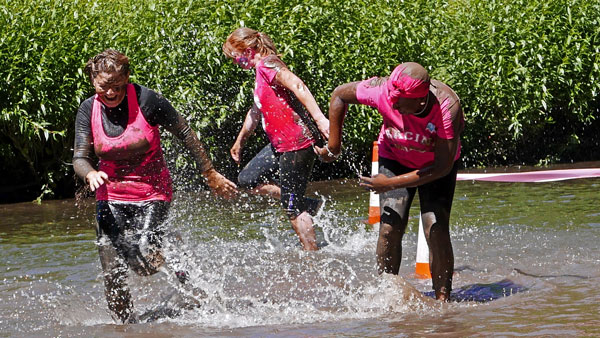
left=456, top=168, right=600, bottom=183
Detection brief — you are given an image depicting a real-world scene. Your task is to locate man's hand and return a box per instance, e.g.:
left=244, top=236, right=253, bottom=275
left=359, top=174, right=396, bottom=193
left=203, top=169, right=238, bottom=199
left=86, top=170, right=109, bottom=191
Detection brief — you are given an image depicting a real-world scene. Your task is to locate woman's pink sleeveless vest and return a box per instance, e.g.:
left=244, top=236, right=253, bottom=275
left=91, top=84, right=172, bottom=202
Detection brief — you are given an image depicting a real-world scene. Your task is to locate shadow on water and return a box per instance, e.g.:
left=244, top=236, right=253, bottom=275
left=423, top=279, right=528, bottom=303
left=427, top=265, right=591, bottom=303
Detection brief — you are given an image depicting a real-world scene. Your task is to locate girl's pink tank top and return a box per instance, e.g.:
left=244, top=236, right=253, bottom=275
left=91, top=84, right=172, bottom=202
left=253, top=57, right=314, bottom=152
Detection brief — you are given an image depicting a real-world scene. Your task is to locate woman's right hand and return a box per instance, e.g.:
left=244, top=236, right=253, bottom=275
left=86, top=170, right=109, bottom=191
left=316, top=118, right=330, bottom=140
left=230, top=142, right=243, bottom=165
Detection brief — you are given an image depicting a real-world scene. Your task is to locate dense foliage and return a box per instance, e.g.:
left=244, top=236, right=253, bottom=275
left=1, top=0, right=598, bottom=202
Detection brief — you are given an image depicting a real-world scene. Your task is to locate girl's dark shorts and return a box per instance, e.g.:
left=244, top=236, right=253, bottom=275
left=237, top=144, right=320, bottom=218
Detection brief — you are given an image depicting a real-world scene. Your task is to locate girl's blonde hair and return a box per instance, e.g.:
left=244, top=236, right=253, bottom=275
left=223, top=27, right=278, bottom=58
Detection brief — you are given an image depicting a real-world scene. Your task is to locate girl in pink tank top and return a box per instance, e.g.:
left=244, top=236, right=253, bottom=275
left=223, top=27, right=329, bottom=251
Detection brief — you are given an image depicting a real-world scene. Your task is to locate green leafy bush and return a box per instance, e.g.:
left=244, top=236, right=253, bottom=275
left=1, top=0, right=598, bottom=201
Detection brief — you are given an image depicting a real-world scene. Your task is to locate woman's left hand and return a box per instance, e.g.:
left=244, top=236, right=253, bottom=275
left=204, top=169, right=238, bottom=199
left=359, top=174, right=396, bottom=193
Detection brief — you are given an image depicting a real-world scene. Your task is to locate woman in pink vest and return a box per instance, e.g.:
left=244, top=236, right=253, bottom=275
left=223, top=28, right=330, bottom=251
left=73, top=49, right=237, bottom=323
left=316, top=62, right=464, bottom=301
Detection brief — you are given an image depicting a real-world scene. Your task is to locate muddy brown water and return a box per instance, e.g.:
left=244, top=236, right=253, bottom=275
left=1, top=169, right=599, bottom=336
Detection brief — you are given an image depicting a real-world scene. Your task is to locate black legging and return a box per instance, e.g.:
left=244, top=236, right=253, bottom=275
left=377, top=157, right=459, bottom=294
left=95, top=200, right=170, bottom=322
left=237, top=144, right=320, bottom=218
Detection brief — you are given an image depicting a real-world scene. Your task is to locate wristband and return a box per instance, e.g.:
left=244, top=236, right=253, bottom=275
left=325, top=145, right=341, bottom=159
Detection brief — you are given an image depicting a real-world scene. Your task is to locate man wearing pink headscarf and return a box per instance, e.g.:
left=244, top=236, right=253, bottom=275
left=316, top=62, right=464, bottom=301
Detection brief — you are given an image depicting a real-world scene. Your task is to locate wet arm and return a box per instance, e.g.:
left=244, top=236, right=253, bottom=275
left=72, top=103, right=112, bottom=191
left=233, top=104, right=260, bottom=148
left=148, top=90, right=237, bottom=197
left=163, top=113, right=240, bottom=197
left=73, top=139, right=96, bottom=181
left=316, top=82, right=362, bottom=161
left=230, top=104, right=260, bottom=164
left=145, top=90, right=215, bottom=174
left=72, top=104, right=96, bottom=180
left=370, top=137, right=458, bottom=189
left=276, top=68, right=329, bottom=135
left=360, top=101, right=463, bottom=192
left=410, top=97, right=464, bottom=186
left=162, top=114, right=214, bottom=174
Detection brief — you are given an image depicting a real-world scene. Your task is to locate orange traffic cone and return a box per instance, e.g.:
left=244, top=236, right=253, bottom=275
left=368, top=141, right=380, bottom=226
left=415, top=214, right=431, bottom=279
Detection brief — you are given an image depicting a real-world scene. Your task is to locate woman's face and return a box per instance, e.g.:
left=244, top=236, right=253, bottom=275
left=93, top=71, right=129, bottom=108
left=232, top=48, right=256, bottom=70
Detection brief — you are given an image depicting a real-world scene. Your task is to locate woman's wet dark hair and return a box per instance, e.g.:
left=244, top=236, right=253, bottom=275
left=84, top=49, right=130, bottom=82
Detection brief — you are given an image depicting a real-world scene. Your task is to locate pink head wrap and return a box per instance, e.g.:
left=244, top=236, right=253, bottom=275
left=387, top=63, right=430, bottom=103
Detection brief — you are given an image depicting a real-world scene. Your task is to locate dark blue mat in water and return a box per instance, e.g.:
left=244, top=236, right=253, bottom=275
left=423, top=279, right=527, bottom=303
